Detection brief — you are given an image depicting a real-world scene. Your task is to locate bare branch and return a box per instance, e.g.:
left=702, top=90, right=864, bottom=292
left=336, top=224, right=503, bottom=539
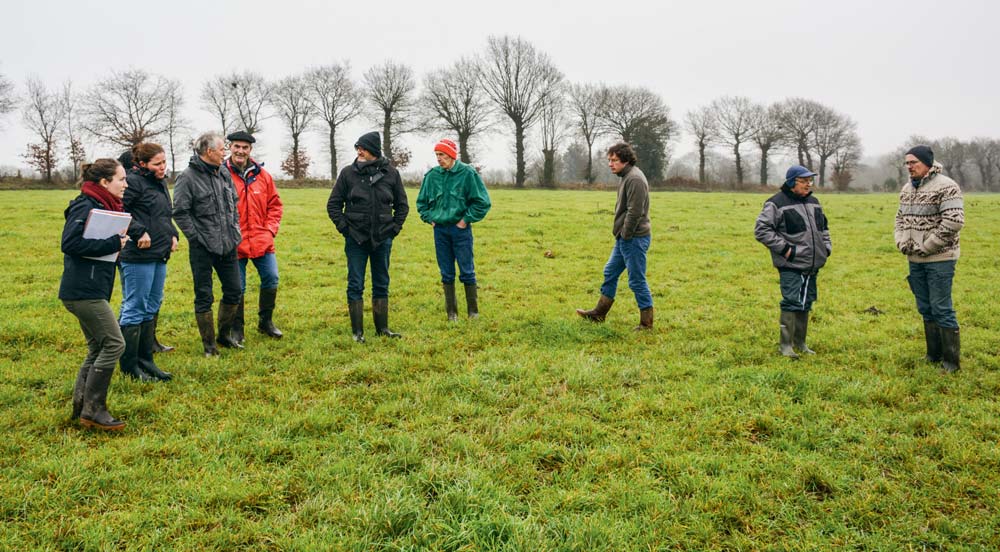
left=306, top=62, right=363, bottom=178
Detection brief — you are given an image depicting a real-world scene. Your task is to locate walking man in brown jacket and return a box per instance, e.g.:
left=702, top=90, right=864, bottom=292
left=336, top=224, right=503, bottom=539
left=576, top=142, right=654, bottom=330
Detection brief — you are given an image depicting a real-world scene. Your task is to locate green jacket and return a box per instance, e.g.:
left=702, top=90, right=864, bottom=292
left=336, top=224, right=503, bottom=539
left=416, top=160, right=492, bottom=225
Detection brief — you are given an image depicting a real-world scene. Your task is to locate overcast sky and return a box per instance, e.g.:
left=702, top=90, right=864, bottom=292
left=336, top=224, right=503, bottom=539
left=1, top=0, right=996, bottom=179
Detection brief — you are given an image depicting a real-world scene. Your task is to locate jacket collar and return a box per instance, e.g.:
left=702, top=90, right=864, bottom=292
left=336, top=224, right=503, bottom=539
left=914, top=162, right=943, bottom=187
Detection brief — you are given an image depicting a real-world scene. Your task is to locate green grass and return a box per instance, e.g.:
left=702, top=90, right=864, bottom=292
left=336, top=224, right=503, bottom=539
left=2, top=188, right=999, bottom=550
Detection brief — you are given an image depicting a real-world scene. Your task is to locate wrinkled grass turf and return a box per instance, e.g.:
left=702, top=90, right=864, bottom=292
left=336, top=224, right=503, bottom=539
left=1, top=188, right=998, bottom=550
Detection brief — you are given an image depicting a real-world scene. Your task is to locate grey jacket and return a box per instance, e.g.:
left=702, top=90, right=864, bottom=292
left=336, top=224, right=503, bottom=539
left=754, top=188, right=831, bottom=273
left=172, top=155, right=241, bottom=255
left=612, top=165, right=651, bottom=239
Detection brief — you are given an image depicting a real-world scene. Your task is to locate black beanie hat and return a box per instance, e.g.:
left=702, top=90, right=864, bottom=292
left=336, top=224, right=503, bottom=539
left=355, top=132, right=382, bottom=158
left=906, top=145, right=934, bottom=168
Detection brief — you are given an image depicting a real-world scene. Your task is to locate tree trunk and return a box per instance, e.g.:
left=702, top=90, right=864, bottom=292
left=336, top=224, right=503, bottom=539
left=697, top=141, right=707, bottom=185
left=382, top=110, right=393, bottom=163
left=458, top=132, right=471, bottom=164
left=734, top=144, right=743, bottom=188
left=585, top=140, right=595, bottom=185
left=329, top=125, right=338, bottom=181
left=514, top=120, right=526, bottom=188
left=759, top=146, right=770, bottom=185
left=542, top=149, right=556, bottom=188
left=818, top=155, right=829, bottom=188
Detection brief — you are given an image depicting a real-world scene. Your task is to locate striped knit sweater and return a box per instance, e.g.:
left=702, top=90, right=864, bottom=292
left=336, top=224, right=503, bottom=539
left=894, top=162, right=964, bottom=263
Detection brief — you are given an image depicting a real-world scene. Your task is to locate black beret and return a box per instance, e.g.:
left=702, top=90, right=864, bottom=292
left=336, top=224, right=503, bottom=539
left=226, top=131, right=256, bottom=144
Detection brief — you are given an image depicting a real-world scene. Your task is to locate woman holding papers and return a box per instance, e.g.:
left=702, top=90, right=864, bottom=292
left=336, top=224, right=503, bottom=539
left=59, top=159, right=130, bottom=431
left=118, top=143, right=178, bottom=382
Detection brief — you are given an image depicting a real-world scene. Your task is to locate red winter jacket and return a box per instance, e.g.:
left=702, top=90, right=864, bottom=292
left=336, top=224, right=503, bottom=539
left=226, top=158, right=283, bottom=259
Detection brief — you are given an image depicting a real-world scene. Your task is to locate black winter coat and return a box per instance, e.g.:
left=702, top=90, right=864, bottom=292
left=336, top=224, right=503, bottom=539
left=58, top=195, right=124, bottom=301
left=172, top=156, right=241, bottom=255
left=120, top=167, right=178, bottom=263
left=327, top=157, right=409, bottom=248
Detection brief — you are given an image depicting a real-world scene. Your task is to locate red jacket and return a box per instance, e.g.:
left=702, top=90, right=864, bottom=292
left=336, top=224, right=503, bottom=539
left=226, top=158, right=283, bottom=259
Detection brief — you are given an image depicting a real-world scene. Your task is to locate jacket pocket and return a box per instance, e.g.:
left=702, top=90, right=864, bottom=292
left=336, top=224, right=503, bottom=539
left=782, top=210, right=806, bottom=234
left=194, top=199, right=218, bottom=217
left=814, top=208, right=828, bottom=231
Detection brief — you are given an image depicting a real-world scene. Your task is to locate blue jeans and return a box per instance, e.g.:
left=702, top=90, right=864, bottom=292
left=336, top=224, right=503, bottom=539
left=907, top=260, right=958, bottom=329
left=118, top=261, right=167, bottom=326
left=599, top=235, right=653, bottom=310
left=778, top=269, right=818, bottom=312
left=345, top=238, right=392, bottom=302
left=433, top=224, right=476, bottom=285
left=239, top=252, right=279, bottom=292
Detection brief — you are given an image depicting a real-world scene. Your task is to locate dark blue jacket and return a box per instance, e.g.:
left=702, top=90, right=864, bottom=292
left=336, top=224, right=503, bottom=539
left=58, top=195, right=123, bottom=301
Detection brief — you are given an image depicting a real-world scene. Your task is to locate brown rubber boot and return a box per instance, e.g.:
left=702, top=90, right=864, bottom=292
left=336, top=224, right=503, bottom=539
left=634, top=307, right=654, bottom=330
left=195, top=310, right=219, bottom=357
left=443, top=283, right=458, bottom=322
left=576, top=295, right=614, bottom=322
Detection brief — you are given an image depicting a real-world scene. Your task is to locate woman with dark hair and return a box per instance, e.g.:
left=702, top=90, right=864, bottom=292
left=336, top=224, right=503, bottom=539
left=118, top=143, right=178, bottom=381
left=61, top=159, right=130, bottom=430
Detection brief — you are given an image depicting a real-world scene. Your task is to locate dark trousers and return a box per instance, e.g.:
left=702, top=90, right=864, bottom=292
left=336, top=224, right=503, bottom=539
left=433, top=224, right=476, bottom=285
left=778, top=269, right=818, bottom=312
left=188, top=241, right=242, bottom=313
left=907, top=260, right=958, bottom=329
left=345, top=237, right=392, bottom=302
left=63, top=299, right=126, bottom=374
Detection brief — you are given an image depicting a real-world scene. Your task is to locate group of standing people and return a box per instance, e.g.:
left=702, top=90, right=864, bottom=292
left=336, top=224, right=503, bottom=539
left=58, top=133, right=964, bottom=432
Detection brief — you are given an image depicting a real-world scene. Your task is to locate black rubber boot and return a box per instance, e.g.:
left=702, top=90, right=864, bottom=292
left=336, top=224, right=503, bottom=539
left=79, top=367, right=125, bottom=431
left=151, top=312, right=174, bottom=353
left=138, top=320, right=172, bottom=381
left=70, top=365, right=89, bottom=420
left=373, top=298, right=402, bottom=338
left=576, top=295, right=614, bottom=322
left=794, top=311, right=816, bottom=354
left=443, top=283, right=458, bottom=322
left=464, top=283, right=479, bottom=319
left=941, top=327, right=961, bottom=374
left=232, top=298, right=245, bottom=345
left=349, top=300, right=365, bottom=343
left=923, top=320, right=942, bottom=363
left=119, top=324, right=153, bottom=381
left=779, top=311, right=799, bottom=359
left=258, top=288, right=283, bottom=338
left=217, top=302, right=244, bottom=349
left=195, top=310, right=219, bottom=357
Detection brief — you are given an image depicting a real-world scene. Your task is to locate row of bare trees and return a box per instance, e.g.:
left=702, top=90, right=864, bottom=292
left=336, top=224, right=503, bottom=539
left=686, top=97, right=861, bottom=189
left=881, top=136, right=1000, bottom=192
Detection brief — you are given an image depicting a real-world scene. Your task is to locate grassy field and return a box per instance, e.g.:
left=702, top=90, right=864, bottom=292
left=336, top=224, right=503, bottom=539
left=1, top=188, right=999, bottom=551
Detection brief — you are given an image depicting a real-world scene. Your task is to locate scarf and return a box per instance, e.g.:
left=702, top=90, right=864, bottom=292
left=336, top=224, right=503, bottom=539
left=80, top=181, right=123, bottom=212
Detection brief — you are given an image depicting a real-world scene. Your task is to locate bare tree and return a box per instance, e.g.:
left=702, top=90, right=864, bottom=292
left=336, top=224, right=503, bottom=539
left=422, top=57, right=493, bottom=164
left=305, top=62, right=363, bottom=179
left=538, top=86, right=568, bottom=187
left=82, top=69, right=174, bottom=146
left=684, top=105, right=716, bottom=185
left=811, top=108, right=858, bottom=187
left=164, top=80, right=189, bottom=179
left=776, top=97, right=824, bottom=168
left=0, top=69, right=15, bottom=128
left=271, top=75, right=316, bottom=179
left=229, top=71, right=271, bottom=134
left=567, top=83, right=605, bottom=184
left=200, top=76, right=236, bottom=135
left=709, top=95, right=758, bottom=187
left=967, top=137, right=999, bottom=191
left=932, top=137, right=970, bottom=184
left=830, top=133, right=862, bottom=191
left=60, top=81, right=86, bottom=181
left=752, top=103, right=785, bottom=185
left=479, top=35, right=563, bottom=187
left=364, top=60, right=417, bottom=164
left=598, top=85, right=676, bottom=181
left=21, top=77, right=65, bottom=181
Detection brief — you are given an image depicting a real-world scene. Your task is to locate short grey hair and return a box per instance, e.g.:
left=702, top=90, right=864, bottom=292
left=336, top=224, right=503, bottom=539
left=193, top=132, right=224, bottom=155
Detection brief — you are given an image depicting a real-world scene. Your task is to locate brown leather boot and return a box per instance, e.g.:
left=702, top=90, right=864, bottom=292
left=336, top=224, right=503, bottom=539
left=443, top=283, right=458, bottom=322
left=576, top=295, right=614, bottom=322
left=195, top=310, right=219, bottom=357
left=634, top=307, right=654, bottom=330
